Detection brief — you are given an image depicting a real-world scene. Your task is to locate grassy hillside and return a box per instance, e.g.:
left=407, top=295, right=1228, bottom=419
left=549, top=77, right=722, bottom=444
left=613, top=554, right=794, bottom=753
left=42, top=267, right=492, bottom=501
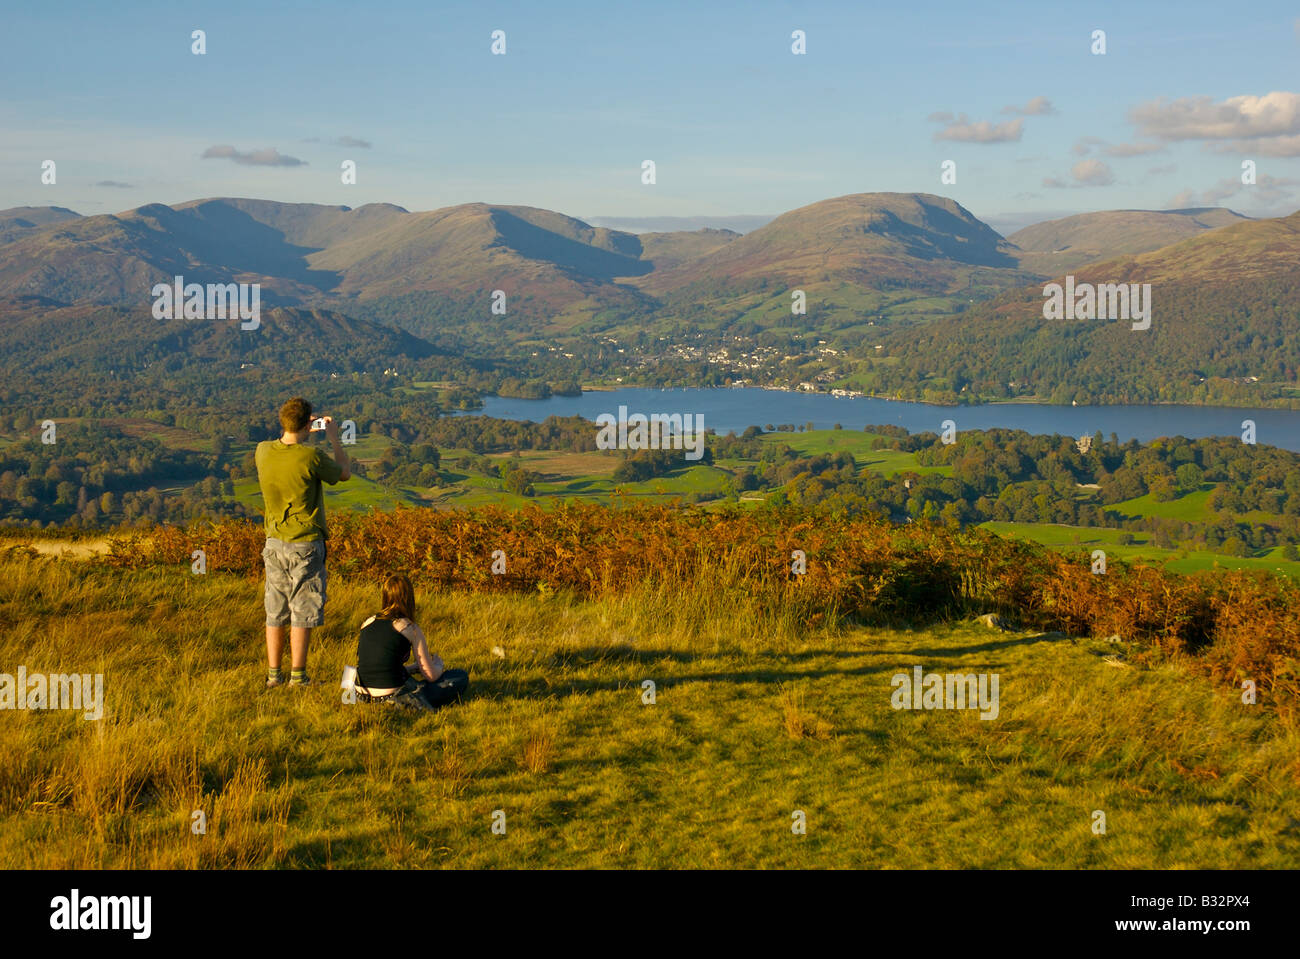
left=1, top=546, right=1296, bottom=869
left=632, top=228, right=739, bottom=271
left=0, top=206, right=81, bottom=244
left=1008, top=208, right=1250, bottom=276
left=93, top=504, right=1300, bottom=702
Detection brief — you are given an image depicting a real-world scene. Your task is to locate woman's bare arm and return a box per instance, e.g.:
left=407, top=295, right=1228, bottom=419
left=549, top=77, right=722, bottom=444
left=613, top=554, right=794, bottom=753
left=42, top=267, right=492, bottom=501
left=398, top=620, right=444, bottom=681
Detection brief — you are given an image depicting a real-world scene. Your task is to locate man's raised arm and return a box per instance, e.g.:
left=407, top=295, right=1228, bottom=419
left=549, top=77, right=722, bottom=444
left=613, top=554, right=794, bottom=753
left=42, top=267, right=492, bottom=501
left=323, top=416, right=351, bottom=481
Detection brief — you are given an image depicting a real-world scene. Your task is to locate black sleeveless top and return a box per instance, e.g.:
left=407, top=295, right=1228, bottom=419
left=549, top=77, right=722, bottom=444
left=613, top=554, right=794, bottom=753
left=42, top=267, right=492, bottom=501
left=356, top=616, right=411, bottom=689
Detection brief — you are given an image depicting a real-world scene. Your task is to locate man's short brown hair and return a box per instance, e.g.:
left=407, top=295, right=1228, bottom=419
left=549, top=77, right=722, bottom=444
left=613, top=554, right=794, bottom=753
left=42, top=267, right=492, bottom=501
left=279, top=397, right=313, bottom=433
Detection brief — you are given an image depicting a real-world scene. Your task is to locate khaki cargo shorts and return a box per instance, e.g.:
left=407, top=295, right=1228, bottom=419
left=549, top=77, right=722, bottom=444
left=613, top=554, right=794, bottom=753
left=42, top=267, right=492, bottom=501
left=263, top=537, right=327, bottom=628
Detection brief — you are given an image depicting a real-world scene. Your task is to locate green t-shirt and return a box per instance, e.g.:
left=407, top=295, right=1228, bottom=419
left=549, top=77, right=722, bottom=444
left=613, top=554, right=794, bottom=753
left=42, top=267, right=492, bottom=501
left=255, top=439, right=345, bottom=542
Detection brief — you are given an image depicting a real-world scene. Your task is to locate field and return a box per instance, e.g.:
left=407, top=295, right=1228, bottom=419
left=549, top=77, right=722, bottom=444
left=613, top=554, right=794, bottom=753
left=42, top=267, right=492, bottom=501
left=759, top=429, right=952, bottom=476
left=225, top=439, right=737, bottom=511
left=1102, top=484, right=1279, bottom=528
left=2, top=546, right=1297, bottom=869
left=213, top=428, right=951, bottom=515
left=982, top=522, right=1300, bottom=578
left=1105, top=487, right=1216, bottom=523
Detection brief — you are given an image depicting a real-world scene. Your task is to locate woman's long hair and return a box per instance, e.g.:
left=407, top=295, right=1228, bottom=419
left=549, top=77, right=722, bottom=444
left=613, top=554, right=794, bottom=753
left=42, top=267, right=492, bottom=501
left=377, top=574, right=416, bottom=622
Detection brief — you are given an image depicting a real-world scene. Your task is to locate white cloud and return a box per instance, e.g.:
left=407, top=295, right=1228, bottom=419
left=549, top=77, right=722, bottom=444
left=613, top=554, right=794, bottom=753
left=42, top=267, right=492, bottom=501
left=1071, top=159, right=1114, bottom=186
left=1130, top=91, right=1300, bottom=143
left=1207, top=134, right=1300, bottom=157
left=1071, top=136, right=1106, bottom=156
left=1104, top=142, right=1164, bottom=157
left=1001, top=96, right=1055, bottom=116
left=929, top=112, right=1023, bottom=143
left=1042, top=159, right=1115, bottom=188
left=201, top=145, right=308, bottom=167
left=1071, top=137, right=1162, bottom=158
left=304, top=135, right=373, bottom=149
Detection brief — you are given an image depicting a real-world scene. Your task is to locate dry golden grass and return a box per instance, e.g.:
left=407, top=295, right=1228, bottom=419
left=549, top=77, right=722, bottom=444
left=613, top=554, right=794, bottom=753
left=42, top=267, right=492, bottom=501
left=100, top=504, right=1300, bottom=711
left=780, top=685, right=835, bottom=740
left=485, top=449, right=615, bottom=479
left=522, top=728, right=556, bottom=774
left=3, top=522, right=1298, bottom=870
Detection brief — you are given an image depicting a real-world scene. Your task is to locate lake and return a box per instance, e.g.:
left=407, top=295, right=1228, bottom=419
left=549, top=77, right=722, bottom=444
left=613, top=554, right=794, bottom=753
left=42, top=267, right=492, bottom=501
left=462, top=387, right=1300, bottom=452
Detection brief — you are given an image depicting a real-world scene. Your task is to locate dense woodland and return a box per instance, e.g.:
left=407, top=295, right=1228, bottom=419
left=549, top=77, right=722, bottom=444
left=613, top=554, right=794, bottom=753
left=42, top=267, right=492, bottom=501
left=0, top=424, right=243, bottom=527
left=751, top=429, right=1300, bottom=556
left=869, top=275, right=1300, bottom=407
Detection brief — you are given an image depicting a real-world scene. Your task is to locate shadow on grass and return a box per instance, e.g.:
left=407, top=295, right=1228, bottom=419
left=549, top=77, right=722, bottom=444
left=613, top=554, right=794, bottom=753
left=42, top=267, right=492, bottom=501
left=342, top=629, right=1074, bottom=710
left=469, top=660, right=902, bottom=702
left=547, top=644, right=701, bottom=668
left=285, top=826, right=425, bottom=868
left=902, top=631, right=1074, bottom=658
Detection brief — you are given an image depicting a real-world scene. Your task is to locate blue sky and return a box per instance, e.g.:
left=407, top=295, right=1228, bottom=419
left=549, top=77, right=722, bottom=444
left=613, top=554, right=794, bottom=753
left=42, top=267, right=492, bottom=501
left=3, top=0, right=1299, bottom=231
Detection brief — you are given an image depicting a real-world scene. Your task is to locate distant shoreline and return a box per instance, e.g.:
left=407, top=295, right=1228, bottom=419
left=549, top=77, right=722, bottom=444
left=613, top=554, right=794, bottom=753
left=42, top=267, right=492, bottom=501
left=568, top=383, right=1300, bottom=413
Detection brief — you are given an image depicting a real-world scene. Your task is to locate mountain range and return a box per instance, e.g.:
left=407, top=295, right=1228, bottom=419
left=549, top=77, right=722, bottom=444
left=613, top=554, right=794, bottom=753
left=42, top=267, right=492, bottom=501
left=0, top=192, right=1254, bottom=325
left=2, top=191, right=1296, bottom=405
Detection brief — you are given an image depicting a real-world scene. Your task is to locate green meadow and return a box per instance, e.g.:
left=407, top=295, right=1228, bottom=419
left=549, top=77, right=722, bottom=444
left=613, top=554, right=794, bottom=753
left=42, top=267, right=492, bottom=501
left=981, top=521, right=1300, bottom=578
left=760, top=429, right=952, bottom=477
left=1103, top=484, right=1278, bottom=529
left=1105, top=487, right=1215, bottom=522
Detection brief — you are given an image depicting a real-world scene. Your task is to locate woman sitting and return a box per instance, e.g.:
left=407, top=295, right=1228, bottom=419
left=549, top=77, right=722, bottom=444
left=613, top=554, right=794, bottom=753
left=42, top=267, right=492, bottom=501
left=354, top=574, right=468, bottom=711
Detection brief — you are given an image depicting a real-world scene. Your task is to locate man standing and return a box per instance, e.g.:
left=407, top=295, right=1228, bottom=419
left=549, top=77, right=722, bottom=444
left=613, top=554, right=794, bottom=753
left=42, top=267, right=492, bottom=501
left=255, top=397, right=351, bottom=688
